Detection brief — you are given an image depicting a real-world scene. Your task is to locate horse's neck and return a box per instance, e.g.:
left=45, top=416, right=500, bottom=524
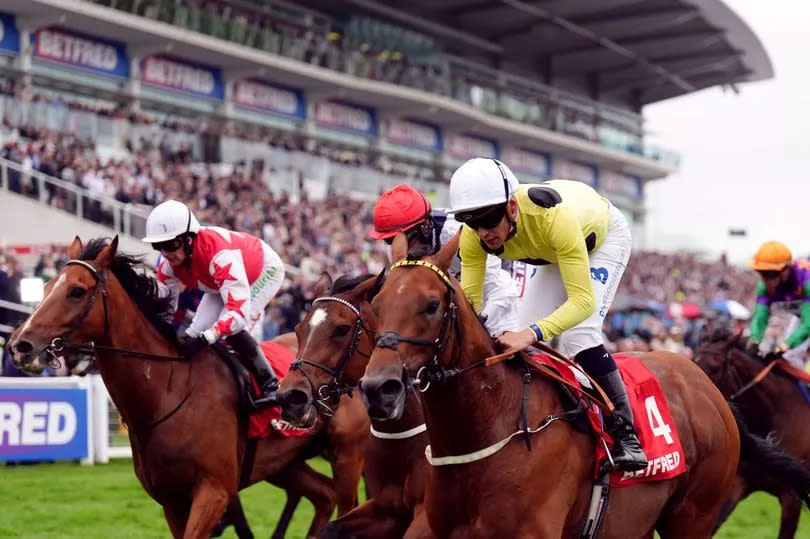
left=420, top=328, right=554, bottom=459
left=95, top=279, right=190, bottom=430
left=734, top=351, right=802, bottom=425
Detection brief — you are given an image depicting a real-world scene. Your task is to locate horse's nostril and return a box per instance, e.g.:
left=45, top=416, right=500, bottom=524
left=380, top=379, right=404, bottom=397
left=13, top=340, right=33, bottom=354
left=286, top=390, right=310, bottom=408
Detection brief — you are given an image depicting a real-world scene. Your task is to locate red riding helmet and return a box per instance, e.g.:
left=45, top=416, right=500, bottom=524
left=369, top=184, right=432, bottom=240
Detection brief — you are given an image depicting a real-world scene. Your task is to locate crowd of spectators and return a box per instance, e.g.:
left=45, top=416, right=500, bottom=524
left=0, top=93, right=779, bottom=362
left=86, top=0, right=655, bottom=159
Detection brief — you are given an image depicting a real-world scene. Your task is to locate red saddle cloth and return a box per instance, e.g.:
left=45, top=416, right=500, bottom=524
left=531, top=352, right=687, bottom=487
left=246, top=341, right=311, bottom=440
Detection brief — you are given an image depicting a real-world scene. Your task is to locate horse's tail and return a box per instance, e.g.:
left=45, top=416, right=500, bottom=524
left=732, top=403, right=810, bottom=508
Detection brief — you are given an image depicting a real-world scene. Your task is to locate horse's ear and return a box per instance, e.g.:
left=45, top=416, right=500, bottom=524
left=94, top=236, right=119, bottom=268
left=730, top=326, right=745, bottom=346
left=351, top=269, right=385, bottom=302
left=434, top=230, right=460, bottom=272
left=697, top=324, right=711, bottom=347
left=391, top=232, right=408, bottom=262
left=68, top=236, right=83, bottom=259
left=313, top=272, right=332, bottom=298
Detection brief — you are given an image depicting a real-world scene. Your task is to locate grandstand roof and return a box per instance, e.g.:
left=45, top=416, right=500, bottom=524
left=307, top=0, right=773, bottom=106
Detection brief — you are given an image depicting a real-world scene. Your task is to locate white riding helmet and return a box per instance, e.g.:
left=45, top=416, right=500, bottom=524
left=449, top=158, right=520, bottom=214
left=141, top=200, right=201, bottom=243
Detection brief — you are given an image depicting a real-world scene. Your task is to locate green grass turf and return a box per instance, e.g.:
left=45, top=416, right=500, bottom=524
left=0, top=459, right=807, bottom=538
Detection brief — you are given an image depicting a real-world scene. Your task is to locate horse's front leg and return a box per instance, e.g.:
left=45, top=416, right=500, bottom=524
left=183, top=480, right=232, bottom=539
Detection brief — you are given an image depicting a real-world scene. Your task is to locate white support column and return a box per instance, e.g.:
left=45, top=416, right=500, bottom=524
left=15, top=29, right=33, bottom=91
left=125, top=54, right=142, bottom=112
left=91, top=375, right=110, bottom=464
left=80, top=376, right=94, bottom=466
left=218, top=74, right=235, bottom=118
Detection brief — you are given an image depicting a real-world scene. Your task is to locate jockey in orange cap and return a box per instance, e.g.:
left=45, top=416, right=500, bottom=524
left=748, top=241, right=810, bottom=369
left=369, top=184, right=521, bottom=337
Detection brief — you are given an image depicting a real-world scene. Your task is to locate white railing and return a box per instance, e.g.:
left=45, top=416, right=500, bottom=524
left=0, top=299, right=32, bottom=334
left=0, top=95, right=206, bottom=160
left=0, top=156, right=152, bottom=238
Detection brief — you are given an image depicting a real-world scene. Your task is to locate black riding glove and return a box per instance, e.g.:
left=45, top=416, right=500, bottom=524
left=178, top=334, right=209, bottom=358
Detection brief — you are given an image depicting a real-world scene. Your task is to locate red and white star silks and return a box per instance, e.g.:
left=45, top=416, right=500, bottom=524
left=156, top=226, right=273, bottom=342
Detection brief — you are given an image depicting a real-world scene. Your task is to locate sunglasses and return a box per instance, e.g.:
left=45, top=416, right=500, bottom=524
left=456, top=204, right=507, bottom=230
left=152, top=238, right=184, bottom=252
left=758, top=270, right=781, bottom=280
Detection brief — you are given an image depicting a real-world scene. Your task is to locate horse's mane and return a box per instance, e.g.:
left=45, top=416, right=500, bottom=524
left=703, top=327, right=752, bottom=351
left=79, top=238, right=178, bottom=345
left=705, top=327, right=742, bottom=345
left=407, top=245, right=434, bottom=260
left=331, top=273, right=375, bottom=294
left=702, top=326, right=762, bottom=361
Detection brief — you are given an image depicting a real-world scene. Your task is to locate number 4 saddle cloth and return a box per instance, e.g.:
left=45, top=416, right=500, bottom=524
left=534, top=352, right=688, bottom=487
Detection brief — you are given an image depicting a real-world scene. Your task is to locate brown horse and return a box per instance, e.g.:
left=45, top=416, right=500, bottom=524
left=357, top=232, right=810, bottom=538
left=9, top=237, right=365, bottom=539
left=277, top=272, right=432, bottom=538
left=696, top=328, right=810, bottom=539
left=212, top=329, right=361, bottom=539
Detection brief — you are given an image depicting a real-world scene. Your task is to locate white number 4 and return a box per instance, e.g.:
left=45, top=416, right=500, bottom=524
left=645, top=396, right=674, bottom=445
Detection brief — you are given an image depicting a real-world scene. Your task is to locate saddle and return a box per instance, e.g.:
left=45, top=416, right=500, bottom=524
left=213, top=341, right=310, bottom=439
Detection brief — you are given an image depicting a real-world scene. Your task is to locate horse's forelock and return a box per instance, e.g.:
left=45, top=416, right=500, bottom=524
left=78, top=237, right=177, bottom=344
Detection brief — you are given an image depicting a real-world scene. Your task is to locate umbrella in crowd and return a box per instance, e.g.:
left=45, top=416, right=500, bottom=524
left=667, top=302, right=702, bottom=319
left=710, top=299, right=751, bottom=320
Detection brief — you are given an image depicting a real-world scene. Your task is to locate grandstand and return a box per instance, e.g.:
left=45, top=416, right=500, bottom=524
left=0, top=0, right=771, bottom=252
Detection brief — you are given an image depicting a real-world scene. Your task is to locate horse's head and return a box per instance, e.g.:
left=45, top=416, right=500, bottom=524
left=278, top=271, right=381, bottom=426
left=694, top=326, right=757, bottom=395
left=11, top=236, right=118, bottom=374
left=359, top=231, right=466, bottom=421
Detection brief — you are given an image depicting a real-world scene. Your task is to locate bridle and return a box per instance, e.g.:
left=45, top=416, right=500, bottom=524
left=40, top=260, right=183, bottom=363
left=374, top=259, right=462, bottom=392
left=40, top=260, right=110, bottom=365
left=290, top=295, right=374, bottom=415
left=33, top=259, right=191, bottom=431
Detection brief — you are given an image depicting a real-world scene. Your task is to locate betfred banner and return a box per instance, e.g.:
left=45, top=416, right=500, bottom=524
left=553, top=158, right=597, bottom=186
left=33, top=27, right=129, bottom=78
left=233, top=79, right=306, bottom=120
left=141, top=54, right=224, bottom=101
left=0, top=388, right=88, bottom=462
left=501, top=147, right=550, bottom=179
left=446, top=133, right=498, bottom=160
left=384, top=118, right=442, bottom=152
left=314, top=100, right=378, bottom=136
left=0, top=13, right=19, bottom=54
left=601, top=170, right=641, bottom=199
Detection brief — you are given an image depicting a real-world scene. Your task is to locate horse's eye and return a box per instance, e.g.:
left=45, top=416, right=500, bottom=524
left=424, top=299, right=440, bottom=315
left=68, top=286, right=86, bottom=299
left=333, top=324, right=351, bottom=338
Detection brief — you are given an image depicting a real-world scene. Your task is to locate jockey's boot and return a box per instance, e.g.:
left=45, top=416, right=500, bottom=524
left=597, top=369, right=648, bottom=472
left=226, top=330, right=279, bottom=410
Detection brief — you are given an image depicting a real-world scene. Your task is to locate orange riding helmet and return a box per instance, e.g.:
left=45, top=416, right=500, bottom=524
left=369, top=185, right=432, bottom=240
left=749, top=241, right=793, bottom=271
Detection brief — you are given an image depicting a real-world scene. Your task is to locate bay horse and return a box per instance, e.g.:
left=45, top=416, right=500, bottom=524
left=696, top=328, right=810, bottom=539
left=9, top=237, right=365, bottom=539
left=358, top=232, right=810, bottom=538
left=277, top=272, right=432, bottom=538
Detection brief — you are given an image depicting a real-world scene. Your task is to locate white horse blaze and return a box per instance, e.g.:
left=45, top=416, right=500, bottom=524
left=309, top=308, right=328, bottom=330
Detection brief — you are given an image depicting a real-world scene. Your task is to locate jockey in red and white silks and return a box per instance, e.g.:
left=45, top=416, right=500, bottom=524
left=143, top=200, right=284, bottom=409
left=155, top=226, right=285, bottom=343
